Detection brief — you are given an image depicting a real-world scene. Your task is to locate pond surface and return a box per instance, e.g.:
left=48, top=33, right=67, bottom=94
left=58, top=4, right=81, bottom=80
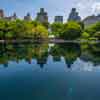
left=0, top=43, right=100, bottom=100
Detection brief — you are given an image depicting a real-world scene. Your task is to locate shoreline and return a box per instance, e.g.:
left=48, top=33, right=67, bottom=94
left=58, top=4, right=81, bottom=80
left=0, top=39, right=99, bottom=44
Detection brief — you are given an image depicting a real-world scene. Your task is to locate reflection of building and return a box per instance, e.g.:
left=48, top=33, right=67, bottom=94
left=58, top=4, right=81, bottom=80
left=4, top=63, right=8, bottom=68
left=24, top=13, right=31, bottom=21
left=55, top=16, right=63, bottom=23
left=64, top=57, right=74, bottom=68
left=37, top=58, right=47, bottom=68
left=68, top=8, right=81, bottom=22
left=52, top=56, right=61, bottom=62
left=36, top=8, right=48, bottom=23
left=0, top=9, right=4, bottom=18
left=83, top=15, right=100, bottom=27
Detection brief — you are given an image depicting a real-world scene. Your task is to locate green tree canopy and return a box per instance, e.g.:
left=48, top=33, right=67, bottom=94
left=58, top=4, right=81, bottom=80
left=0, top=19, right=48, bottom=40
left=50, top=22, right=64, bottom=38
left=60, top=21, right=82, bottom=40
left=85, top=22, right=100, bottom=35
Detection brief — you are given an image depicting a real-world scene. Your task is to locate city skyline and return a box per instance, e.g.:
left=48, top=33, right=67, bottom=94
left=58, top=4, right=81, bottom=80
left=0, top=0, right=100, bottom=22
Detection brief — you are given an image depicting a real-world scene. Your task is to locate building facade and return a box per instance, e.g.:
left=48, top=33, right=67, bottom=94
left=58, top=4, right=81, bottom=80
left=68, top=8, right=81, bottom=22
left=24, top=13, right=31, bottom=21
left=0, top=9, right=4, bottom=18
left=36, top=8, right=48, bottom=23
left=83, top=15, right=100, bottom=27
left=54, top=16, right=63, bottom=23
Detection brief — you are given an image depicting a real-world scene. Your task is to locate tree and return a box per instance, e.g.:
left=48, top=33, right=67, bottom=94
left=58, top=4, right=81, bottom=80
left=51, top=22, right=64, bottom=38
left=85, top=22, right=100, bottom=35
left=0, top=19, right=48, bottom=40
left=0, top=19, right=6, bottom=31
left=93, top=31, right=100, bottom=40
left=81, top=32, right=90, bottom=39
left=42, top=22, right=49, bottom=29
left=32, top=24, right=48, bottom=39
left=60, top=21, right=82, bottom=40
left=0, top=19, right=6, bottom=39
left=78, top=21, right=84, bottom=30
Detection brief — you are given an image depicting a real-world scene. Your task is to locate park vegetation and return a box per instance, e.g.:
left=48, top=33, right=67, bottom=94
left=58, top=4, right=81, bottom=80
left=0, top=42, right=99, bottom=68
left=0, top=19, right=48, bottom=40
left=0, top=18, right=100, bottom=41
left=51, top=21, right=100, bottom=41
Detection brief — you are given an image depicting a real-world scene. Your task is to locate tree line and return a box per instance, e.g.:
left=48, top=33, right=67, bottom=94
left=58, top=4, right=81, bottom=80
left=0, top=19, right=48, bottom=40
left=51, top=21, right=100, bottom=40
left=0, top=18, right=100, bottom=40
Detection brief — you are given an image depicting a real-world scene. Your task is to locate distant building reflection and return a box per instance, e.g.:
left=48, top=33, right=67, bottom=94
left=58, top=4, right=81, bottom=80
left=4, top=62, right=8, bottom=68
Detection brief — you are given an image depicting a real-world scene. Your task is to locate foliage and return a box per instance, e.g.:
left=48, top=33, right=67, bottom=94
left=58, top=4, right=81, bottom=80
left=0, top=18, right=100, bottom=40
left=32, top=25, right=48, bottom=39
left=81, top=32, right=90, bottom=39
left=0, top=19, right=48, bottom=39
left=60, top=21, right=82, bottom=40
left=93, top=31, right=100, bottom=40
left=85, top=22, right=100, bottom=35
left=78, top=21, right=85, bottom=30
left=50, top=22, right=64, bottom=38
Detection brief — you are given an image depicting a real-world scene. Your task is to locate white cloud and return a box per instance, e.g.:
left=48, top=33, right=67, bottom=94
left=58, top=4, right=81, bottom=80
left=92, top=2, right=100, bottom=14
left=1, top=0, right=100, bottom=21
left=75, top=0, right=100, bottom=18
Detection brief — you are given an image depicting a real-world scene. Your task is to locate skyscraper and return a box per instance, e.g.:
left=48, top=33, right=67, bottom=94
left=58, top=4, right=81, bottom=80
left=36, top=8, right=48, bottom=23
left=83, top=14, right=100, bottom=27
left=24, top=13, right=31, bottom=21
left=0, top=9, right=4, bottom=18
left=55, top=16, right=63, bottom=23
left=68, top=8, right=81, bottom=22
left=12, top=12, right=17, bottom=19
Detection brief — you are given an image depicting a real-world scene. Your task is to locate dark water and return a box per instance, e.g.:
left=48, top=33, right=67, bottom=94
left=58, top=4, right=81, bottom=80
left=0, top=43, right=100, bottom=100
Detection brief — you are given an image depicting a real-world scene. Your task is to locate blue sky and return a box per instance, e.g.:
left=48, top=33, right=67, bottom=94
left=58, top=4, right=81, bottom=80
left=0, top=0, right=100, bottom=22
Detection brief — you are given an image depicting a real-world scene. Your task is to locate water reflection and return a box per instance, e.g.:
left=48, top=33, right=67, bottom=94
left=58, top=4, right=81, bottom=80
left=50, top=43, right=81, bottom=68
left=0, top=42, right=100, bottom=100
left=0, top=42, right=99, bottom=68
left=80, top=43, right=100, bottom=66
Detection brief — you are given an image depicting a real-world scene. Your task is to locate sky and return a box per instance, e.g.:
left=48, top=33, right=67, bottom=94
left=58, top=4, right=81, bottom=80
left=0, top=0, right=100, bottom=22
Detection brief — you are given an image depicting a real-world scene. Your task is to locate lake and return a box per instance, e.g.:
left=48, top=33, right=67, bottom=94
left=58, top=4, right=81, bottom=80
left=0, top=42, right=100, bottom=100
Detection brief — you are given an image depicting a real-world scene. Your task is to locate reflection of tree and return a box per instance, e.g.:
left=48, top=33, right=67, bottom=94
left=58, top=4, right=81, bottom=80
left=0, top=42, right=99, bottom=68
left=81, top=43, right=100, bottom=66
left=50, top=45, right=62, bottom=62
left=0, top=43, right=49, bottom=68
left=37, top=53, right=48, bottom=68
left=0, top=43, right=9, bottom=67
left=60, top=43, right=81, bottom=68
left=31, top=44, right=48, bottom=68
left=50, top=43, right=81, bottom=68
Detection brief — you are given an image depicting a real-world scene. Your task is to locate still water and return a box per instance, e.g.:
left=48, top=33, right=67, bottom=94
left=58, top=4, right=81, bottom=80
left=0, top=42, right=100, bottom=100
